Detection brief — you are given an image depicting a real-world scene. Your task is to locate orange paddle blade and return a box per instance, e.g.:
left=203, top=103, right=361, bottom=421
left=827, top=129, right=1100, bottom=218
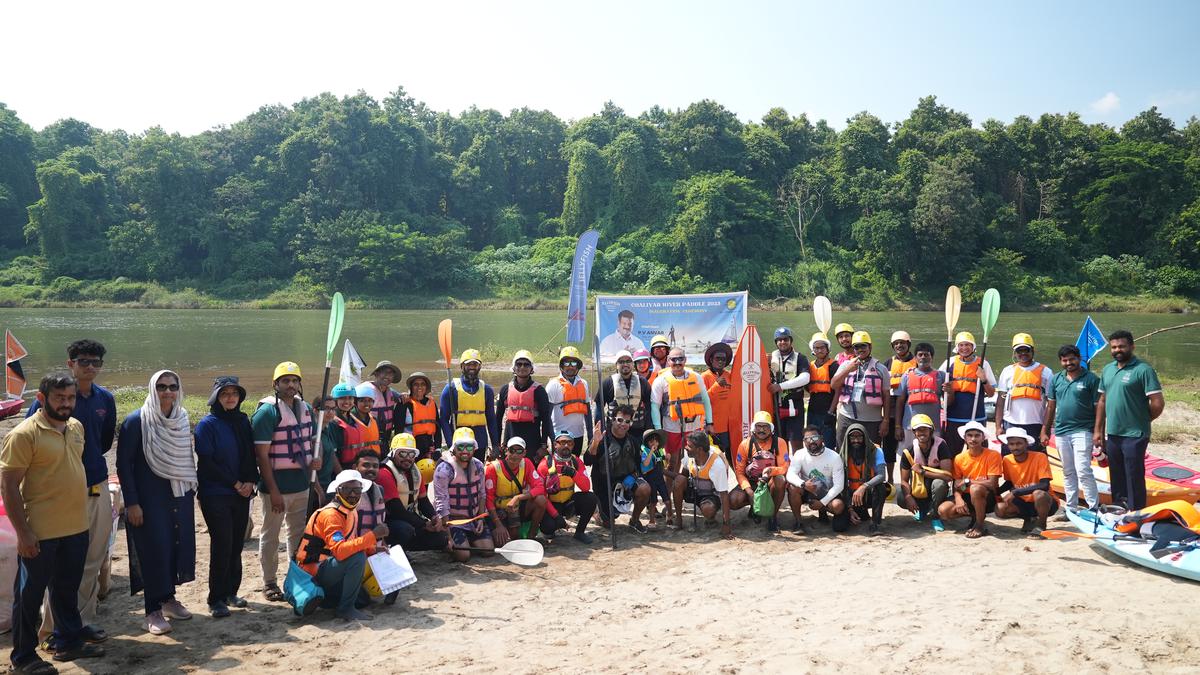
left=447, top=513, right=485, bottom=526
left=1040, top=529, right=1094, bottom=540
left=438, top=319, right=453, bottom=365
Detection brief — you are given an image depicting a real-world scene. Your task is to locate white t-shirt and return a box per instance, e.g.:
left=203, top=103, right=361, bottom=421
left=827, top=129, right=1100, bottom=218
left=997, top=362, right=1054, bottom=425
left=785, top=447, right=845, bottom=506
left=599, top=332, right=646, bottom=359
left=684, top=451, right=729, bottom=493
left=545, top=375, right=591, bottom=439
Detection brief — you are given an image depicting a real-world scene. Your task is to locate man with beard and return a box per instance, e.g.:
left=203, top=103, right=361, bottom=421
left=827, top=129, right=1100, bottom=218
left=767, top=328, right=811, bottom=447
left=805, top=333, right=837, bottom=450
left=539, top=431, right=599, bottom=544
left=365, top=361, right=403, bottom=452
left=829, top=332, right=891, bottom=449
left=729, top=412, right=789, bottom=533
left=594, top=350, right=652, bottom=443
left=378, top=433, right=448, bottom=552
left=833, top=323, right=856, bottom=366
left=893, top=343, right=948, bottom=448
left=496, top=351, right=554, bottom=461
left=649, top=347, right=713, bottom=472
left=1097, top=330, right=1164, bottom=510
left=995, top=334, right=1053, bottom=454
left=882, top=331, right=916, bottom=484
left=680, top=432, right=734, bottom=539
left=835, top=424, right=888, bottom=535
left=647, top=335, right=671, bottom=384
left=587, top=405, right=652, bottom=532
left=785, top=426, right=846, bottom=533
left=485, top=437, right=548, bottom=546
left=938, top=333, right=997, bottom=456
left=938, top=421, right=1002, bottom=539
left=394, top=372, right=441, bottom=459
left=897, top=414, right=954, bottom=532
left=439, top=350, right=499, bottom=461
left=995, top=429, right=1057, bottom=534
left=432, top=428, right=494, bottom=562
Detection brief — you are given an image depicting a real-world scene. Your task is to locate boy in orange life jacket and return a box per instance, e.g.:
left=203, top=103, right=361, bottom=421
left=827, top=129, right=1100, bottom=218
left=394, top=373, right=441, bottom=459
left=546, top=347, right=593, bottom=457
left=729, top=412, right=789, bottom=533
left=484, top=437, right=547, bottom=547
left=995, top=333, right=1053, bottom=455
left=937, top=421, right=1002, bottom=539
left=994, top=428, right=1057, bottom=534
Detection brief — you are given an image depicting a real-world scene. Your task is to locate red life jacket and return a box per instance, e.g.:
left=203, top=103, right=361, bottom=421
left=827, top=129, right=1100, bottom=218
left=906, top=369, right=939, bottom=405
left=505, top=381, right=541, bottom=423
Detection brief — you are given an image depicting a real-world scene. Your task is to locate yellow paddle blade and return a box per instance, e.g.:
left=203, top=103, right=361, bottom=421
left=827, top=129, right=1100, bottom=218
left=944, top=285, right=961, bottom=340
left=438, top=319, right=453, bottom=366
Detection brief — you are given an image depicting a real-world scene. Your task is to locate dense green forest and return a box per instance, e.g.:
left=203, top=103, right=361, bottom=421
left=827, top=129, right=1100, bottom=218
left=1, top=89, right=1198, bottom=309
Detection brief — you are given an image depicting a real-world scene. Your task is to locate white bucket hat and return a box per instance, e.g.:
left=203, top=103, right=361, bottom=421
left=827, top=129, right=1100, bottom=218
left=957, top=421, right=991, bottom=440
left=326, top=469, right=373, bottom=493
left=998, top=427, right=1036, bottom=445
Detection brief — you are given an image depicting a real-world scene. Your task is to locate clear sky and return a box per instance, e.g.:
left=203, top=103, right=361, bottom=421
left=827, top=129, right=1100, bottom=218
left=2, top=0, right=1197, bottom=135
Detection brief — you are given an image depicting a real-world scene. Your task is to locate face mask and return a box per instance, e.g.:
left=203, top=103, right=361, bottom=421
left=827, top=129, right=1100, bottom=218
left=337, top=491, right=360, bottom=508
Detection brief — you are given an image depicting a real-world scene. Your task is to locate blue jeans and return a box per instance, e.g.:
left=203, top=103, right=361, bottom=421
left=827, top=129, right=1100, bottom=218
left=1106, top=434, right=1150, bottom=509
left=315, top=551, right=367, bottom=615
left=12, top=530, right=88, bottom=666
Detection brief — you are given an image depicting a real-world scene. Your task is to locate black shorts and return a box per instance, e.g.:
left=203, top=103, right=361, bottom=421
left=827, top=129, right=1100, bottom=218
left=964, top=489, right=997, bottom=517
left=688, top=492, right=721, bottom=512
left=1012, top=497, right=1059, bottom=519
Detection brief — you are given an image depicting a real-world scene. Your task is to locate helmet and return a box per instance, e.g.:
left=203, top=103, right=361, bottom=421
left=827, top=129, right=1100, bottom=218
left=851, top=331, right=872, bottom=346
left=460, top=349, right=482, bottom=365
left=890, top=331, right=912, bottom=344
left=613, top=482, right=634, bottom=514
left=632, top=348, right=651, bottom=362
left=650, top=335, right=669, bottom=349
left=512, top=349, right=534, bottom=371
left=273, top=361, right=302, bottom=381
left=558, top=346, right=582, bottom=367
left=390, top=433, right=417, bottom=451
left=452, top=427, right=477, bottom=447
left=954, top=331, right=976, bottom=349
left=354, top=382, right=376, bottom=399
left=752, top=410, right=774, bottom=431
left=808, top=332, right=830, bottom=353
left=833, top=323, right=855, bottom=337
left=615, top=350, right=633, bottom=362
left=330, top=382, right=356, bottom=399
left=416, top=458, right=436, bottom=485
left=1012, top=333, right=1035, bottom=350
left=774, top=327, right=793, bottom=341
left=909, top=413, right=935, bottom=430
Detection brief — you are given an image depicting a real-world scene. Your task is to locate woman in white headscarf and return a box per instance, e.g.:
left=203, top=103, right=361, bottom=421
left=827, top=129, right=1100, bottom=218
left=116, top=370, right=197, bottom=636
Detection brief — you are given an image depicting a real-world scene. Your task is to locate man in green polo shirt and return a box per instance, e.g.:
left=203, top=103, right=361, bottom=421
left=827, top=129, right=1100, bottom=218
left=1096, top=330, right=1164, bottom=510
left=1041, top=345, right=1102, bottom=510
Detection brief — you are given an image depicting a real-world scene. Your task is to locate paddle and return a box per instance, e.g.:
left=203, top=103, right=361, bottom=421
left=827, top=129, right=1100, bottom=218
left=310, top=292, right=345, bottom=514
left=438, top=319, right=453, bottom=392
left=813, top=295, right=832, bottom=335
left=447, top=513, right=488, bottom=526
left=464, top=539, right=544, bottom=566
left=1039, top=529, right=1142, bottom=542
left=970, top=288, right=1000, bottom=432
left=594, top=334, right=618, bottom=551
left=943, top=286, right=961, bottom=432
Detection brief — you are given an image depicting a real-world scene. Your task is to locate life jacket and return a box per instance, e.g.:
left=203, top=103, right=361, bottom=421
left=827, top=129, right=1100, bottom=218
left=647, top=369, right=662, bottom=387
left=491, top=458, right=527, bottom=507
left=543, top=455, right=578, bottom=504
left=889, top=356, right=915, bottom=391
left=664, top=371, right=705, bottom=421
left=906, top=369, right=940, bottom=405
left=356, top=413, right=381, bottom=456
left=687, top=450, right=723, bottom=496
left=639, top=444, right=665, bottom=475
left=607, top=374, right=645, bottom=426
left=1113, top=499, right=1200, bottom=536
left=334, top=415, right=370, bottom=466
left=452, top=378, right=487, bottom=427
left=296, top=502, right=358, bottom=576
left=438, top=453, right=481, bottom=518
left=370, top=384, right=400, bottom=431
left=556, top=376, right=589, bottom=416
left=770, top=350, right=804, bottom=416
left=1010, top=364, right=1047, bottom=401
left=259, top=395, right=313, bottom=471
left=838, top=360, right=885, bottom=408
left=846, top=448, right=877, bottom=491
left=356, top=485, right=387, bottom=536
left=808, top=360, right=832, bottom=394
left=407, top=396, right=438, bottom=437
left=383, top=458, right=425, bottom=508
left=951, top=357, right=982, bottom=394
left=505, top=381, right=541, bottom=423
left=743, top=438, right=781, bottom=482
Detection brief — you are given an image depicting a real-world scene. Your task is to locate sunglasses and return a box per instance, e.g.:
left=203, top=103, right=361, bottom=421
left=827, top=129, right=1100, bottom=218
left=669, top=357, right=687, bottom=364
left=454, top=443, right=475, bottom=451
left=73, top=358, right=103, bottom=368
left=613, top=418, right=631, bottom=425
left=803, top=435, right=822, bottom=442
left=514, top=361, right=532, bottom=368
left=155, top=383, right=180, bottom=392
left=394, top=449, right=417, bottom=458
left=617, top=359, right=632, bottom=365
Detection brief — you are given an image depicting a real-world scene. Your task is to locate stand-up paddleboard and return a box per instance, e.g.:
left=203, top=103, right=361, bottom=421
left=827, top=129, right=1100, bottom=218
left=1065, top=507, right=1200, bottom=582
left=1047, top=443, right=1200, bottom=506
left=728, top=325, right=772, bottom=452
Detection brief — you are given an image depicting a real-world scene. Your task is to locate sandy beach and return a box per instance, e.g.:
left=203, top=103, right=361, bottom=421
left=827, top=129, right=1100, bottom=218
left=1, top=406, right=1199, bottom=674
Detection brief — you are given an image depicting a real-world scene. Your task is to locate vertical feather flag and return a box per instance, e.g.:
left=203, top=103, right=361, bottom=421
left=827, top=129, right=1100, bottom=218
left=566, top=229, right=600, bottom=344
left=339, top=339, right=367, bottom=386
left=1075, top=316, right=1106, bottom=367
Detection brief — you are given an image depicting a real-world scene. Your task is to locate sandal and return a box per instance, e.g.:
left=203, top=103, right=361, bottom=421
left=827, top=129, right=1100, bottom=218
left=965, top=527, right=990, bottom=539
left=12, top=658, right=57, bottom=674
left=263, top=583, right=285, bottom=602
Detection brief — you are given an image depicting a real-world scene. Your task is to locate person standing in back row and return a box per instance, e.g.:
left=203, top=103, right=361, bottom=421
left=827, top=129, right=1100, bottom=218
left=768, top=327, right=811, bottom=447
left=939, top=332, right=996, bottom=456
left=829, top=331, right=891, bottom=450
left=882, top=331, right=916, bottom=484
left=1041, top=345, right=1101, bottom=511
left=439, top=350, right=499, bottom=461
left=594, top=350, right=652, bottom=445
left=497, top=351, right=554, bottom=461
left=702, top=343, right=735, bottom=458
left=995, top=333, right=1053, bottom=454
left=1097, top=330, right=1164, bottom=510
left=546, top=347, right=593, bottom=457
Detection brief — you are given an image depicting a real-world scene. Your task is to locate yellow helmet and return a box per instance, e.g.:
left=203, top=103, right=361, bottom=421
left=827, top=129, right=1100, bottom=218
left=416, top=458, right=436, bottom=485
left=273, top=361, right=302, bottom=381
left=512, top=349, right=534, bottom=371
left=890, top=330, right=912, bottom=344
left=910, top=414, right=935, bottom=430
left=650, top=335, right=670, bottom=349
left=390, top=432, right=417, bottom=452
left=460, top=349, right=482, bottom=365
left=809, top=332, right=830, bottom=353
left=451, top=427, right=477, bottom=447
left=1012, top=333, right=1035, bottom=350
left=752, top=410, right=774, bottom=431
left=558, top=346, right=582, bottom=366
left=851, top=331, right=872, bottom=346
left=954, top=331, right=976, bottom=348
left=833, top=322, right=855, bottom=336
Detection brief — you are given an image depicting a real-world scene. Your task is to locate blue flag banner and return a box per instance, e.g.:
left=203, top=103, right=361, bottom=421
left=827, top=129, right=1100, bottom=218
left=594, top=292, right=748, bottom=365
left=1075, top=315, right=1106, bottom=366
left=566, top=230, right=601, bottom=344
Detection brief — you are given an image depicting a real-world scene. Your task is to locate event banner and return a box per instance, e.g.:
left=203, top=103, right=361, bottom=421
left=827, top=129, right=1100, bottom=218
left=594, top=292, right=748, bottom=365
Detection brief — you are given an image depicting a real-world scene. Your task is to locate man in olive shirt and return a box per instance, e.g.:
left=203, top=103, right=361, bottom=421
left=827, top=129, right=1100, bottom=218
left=1041, top=345, right=1102, bottom=510
left=1, top=373, right=104, bottom=671
left=1097, top=330, right=1164, bottom=510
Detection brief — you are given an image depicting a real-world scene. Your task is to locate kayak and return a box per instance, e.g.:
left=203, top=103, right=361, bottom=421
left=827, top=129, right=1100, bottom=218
left=1047, top=443, right=1200, bottom=506
left=1065, top=506, right=1200, bottom=582
left=1145, top=454, right=1200, bottom=490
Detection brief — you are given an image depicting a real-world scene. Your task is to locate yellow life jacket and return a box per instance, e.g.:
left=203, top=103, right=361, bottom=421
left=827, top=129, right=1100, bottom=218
left=491, top=458, right=527, bottom=506
left=1010, top=363, right=1047, bottom=401
left=453, top=378, right=487, bottom=427
left=889, top=356, right=915, bottom=390
left=544, top=456, right=577, bottom=504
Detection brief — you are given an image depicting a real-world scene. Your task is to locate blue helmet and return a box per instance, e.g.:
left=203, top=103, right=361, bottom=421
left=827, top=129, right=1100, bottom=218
left=330, top=382, right=356, bottom=399
left=774, top=327, right=793, bottom=341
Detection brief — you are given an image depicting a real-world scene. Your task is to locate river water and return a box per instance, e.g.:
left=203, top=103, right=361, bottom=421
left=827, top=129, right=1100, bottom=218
left=2, top=308, right=1196, bottom=395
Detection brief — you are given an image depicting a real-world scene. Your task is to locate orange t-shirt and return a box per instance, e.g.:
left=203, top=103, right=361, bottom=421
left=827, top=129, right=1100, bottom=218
left=1001, top=452, right=1052, bottom=502
left=953, top=449, right=1003, bottom=482
left=702, top=370, right=733, bottom=435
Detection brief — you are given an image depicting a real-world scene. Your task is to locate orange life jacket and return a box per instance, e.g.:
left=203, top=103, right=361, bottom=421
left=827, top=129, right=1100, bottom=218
left=951, top=357, right=982, bottom=394
left=357, top=414, right=381, bottom=456
left=407, top=397, right=438, bottom=437
left=1010, top=364, right=1047, bottom=401
left=296, top=503, right=360, bottom=576
left=906, top=369, right=939, bottom=405
left=556, top=376, right=589, bottom=416
left=889, top=356, right=915, bottom=390
left=334, top=415, right=366, bottom=466
left=1114, top=499, right=1200, bottom=536
left=665, top=371, right=705, bottom=421
left=808, top=361, right=832, bottom=394
left=688, top=449, right=723, bottom=495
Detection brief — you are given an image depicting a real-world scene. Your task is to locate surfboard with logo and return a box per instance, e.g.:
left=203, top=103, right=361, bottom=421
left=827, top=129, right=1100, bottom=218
left=728, top=324, right=773, bottom=453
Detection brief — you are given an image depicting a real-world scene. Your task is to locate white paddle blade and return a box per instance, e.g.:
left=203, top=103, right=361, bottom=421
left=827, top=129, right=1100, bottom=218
left=496, top=539, right=544, bottom=566
left=944, top=285, right=961, bottom=338
left=813, top=296, right=832, bottom=334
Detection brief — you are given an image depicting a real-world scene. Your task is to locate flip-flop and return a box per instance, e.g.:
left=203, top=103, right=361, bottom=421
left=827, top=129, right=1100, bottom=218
left=965, top=527, right=990, bottom=539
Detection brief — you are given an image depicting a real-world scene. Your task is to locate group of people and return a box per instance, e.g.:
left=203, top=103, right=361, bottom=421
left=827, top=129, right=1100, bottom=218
left=0, top=325, right=1166, bottom=673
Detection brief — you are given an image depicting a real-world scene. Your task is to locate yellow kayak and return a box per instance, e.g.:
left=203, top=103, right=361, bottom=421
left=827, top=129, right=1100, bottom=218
left=1046, top=443, right=1200, bottom=506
